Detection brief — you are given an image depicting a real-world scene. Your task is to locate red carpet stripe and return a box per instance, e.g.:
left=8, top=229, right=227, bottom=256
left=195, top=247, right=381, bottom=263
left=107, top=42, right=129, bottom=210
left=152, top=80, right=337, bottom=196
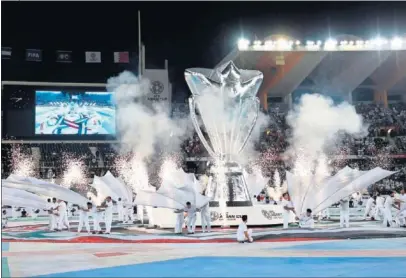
left=2, top=237, right=331, bottom=244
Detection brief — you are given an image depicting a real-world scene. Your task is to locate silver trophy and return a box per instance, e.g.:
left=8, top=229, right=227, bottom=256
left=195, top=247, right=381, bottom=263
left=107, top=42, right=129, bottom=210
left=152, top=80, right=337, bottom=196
left=185, top=61, right=263, bottom=206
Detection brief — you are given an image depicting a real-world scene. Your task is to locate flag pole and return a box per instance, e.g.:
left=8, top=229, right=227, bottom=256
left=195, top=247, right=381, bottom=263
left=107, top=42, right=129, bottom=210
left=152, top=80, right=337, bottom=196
left=138, top=10, right=142, bottom=77
left=142, top=44, right=146, bottom=74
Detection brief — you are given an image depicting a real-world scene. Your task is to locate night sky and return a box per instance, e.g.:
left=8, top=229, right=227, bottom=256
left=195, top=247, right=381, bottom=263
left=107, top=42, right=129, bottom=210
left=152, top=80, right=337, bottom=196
left=2, top=1, right=406, bottom=100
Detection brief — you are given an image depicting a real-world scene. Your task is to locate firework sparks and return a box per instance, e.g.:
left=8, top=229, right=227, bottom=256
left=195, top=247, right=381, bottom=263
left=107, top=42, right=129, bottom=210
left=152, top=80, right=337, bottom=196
left=115, top=153, right=149, bottom=193
left=61, top=154, right=87, bottom=190
left=11, top=145, right=36, bottom=177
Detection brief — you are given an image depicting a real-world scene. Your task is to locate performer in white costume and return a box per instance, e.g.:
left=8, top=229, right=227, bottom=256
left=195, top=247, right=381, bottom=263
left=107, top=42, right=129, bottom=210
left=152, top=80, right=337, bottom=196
left=56, top=200, right=70, bottom=231
left=363, top=195, right=376, bottom=220
left=89, top=198, right=101, bottom=234
left=395, top=189, right=406, bottom=227
left=340, top=197, right=350, bottom=228
left=200, top=202, right=211, bottom=233
left=383, top=191, right=395, bottom=227
left=77, top=202, right=92, bottom=234
left=2, top=209, right=8, bottom=228
left=50, top=198, right=59, bottom=231
left=44, top=198, right=54, bottom=230
left=101, top=196, right=113, bottom=234
left=296, top=209, right=315, bottom=228
left=117, top=198, right=124, bottom=222
left=31, top=208, right=38, bottom=219
left=11, top=206, right=18, bottom=220
left=174, top=209, right=184, bottom=234
left=281, top=193, right=295, bottom=229
left=236, top=215, right=253, bottom=243
left=184, top=202, right=197, bottom=234
left=374, top=194, right=385, bottom=220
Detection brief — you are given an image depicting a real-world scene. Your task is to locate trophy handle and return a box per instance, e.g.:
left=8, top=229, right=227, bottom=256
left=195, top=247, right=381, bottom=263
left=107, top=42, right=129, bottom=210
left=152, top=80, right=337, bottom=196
left=189, top=97, right=217, bottom=159
left=237, top=98, right=260, bottom=155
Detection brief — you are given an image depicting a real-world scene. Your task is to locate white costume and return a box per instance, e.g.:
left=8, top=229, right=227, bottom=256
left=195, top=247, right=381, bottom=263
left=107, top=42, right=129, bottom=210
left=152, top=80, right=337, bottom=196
left=383, top=195, right=393, bottom=227
left=340, top=197, right=350, bottom=228
left=117, top=199, right=124, bottom=221
left=174, top=210, right=184, bottom=233
left=184, top=206, right=197, bottom=233
left=91, top=204, right=101, bottom=232
left=77, top=207, right=90, bottom=233
left=298, top=214, right=315, bottom=228
left=104, top=200, right=113, bottom=233
left=2, top=213, right=8, bottom=228
left=57, top=201, right=70, bottom=230
left=397, top=194, right=406, bottom=226
left=374, top=196, right=385, bottom=220
left=236, top=221, right=253, bottom=242
left=200, top=203, right=211, bottom=233
left=50, top=202, right=58, bottom=230
left=363, top=197, right=375, bottom=219
left=281, top=198, right=293, bottom=229
left=31, top=208, right=38, bottom=219
left=45, top=202, right=55, bottom=230
left=11, top=206, right=18, bottom=219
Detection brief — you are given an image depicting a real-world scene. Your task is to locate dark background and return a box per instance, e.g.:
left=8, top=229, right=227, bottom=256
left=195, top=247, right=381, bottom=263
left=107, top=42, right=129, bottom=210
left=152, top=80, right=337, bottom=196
left=2, top=1, right=406, bottom=139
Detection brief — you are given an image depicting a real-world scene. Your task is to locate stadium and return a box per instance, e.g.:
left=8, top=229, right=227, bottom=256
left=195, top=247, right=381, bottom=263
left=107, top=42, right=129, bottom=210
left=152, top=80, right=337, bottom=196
left=2, top=2, right=406, bottom=277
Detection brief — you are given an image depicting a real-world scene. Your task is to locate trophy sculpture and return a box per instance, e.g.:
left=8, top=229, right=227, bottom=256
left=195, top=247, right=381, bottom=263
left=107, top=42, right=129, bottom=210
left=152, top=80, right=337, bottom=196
left=185, top=61, right=263, bottom=207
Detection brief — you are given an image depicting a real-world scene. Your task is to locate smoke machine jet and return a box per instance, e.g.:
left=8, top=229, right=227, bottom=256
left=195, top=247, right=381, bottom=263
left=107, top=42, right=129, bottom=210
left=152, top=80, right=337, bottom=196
left=185, top=61, right=263, bottom=206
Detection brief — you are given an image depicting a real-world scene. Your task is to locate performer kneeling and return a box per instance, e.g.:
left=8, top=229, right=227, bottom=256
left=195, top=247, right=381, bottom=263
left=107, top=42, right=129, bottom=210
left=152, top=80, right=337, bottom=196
left=296, top=208, right=315, bottom=229
left=237, top=215, right=253, bottom=243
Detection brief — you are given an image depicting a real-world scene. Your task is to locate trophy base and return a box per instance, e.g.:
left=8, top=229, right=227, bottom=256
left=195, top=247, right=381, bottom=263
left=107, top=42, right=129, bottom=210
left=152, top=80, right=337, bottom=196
left=209, top=200, right=253, bottom=207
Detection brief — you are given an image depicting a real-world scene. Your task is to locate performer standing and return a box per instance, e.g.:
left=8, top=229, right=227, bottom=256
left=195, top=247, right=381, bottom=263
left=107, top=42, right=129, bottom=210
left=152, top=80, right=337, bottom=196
left=184, top=202, right=197, bottom=234
left=200, top=202, right=211, bottom=233
left=56, top=200, right=70, bottom=231
left=77, top=202, right=92, bottom=234
left=340, top=197, right=350, bottom=228
left=374, top=193, right=385, bottom=220
left=281, top=193, right=295, bottom=229
left=383, top=191, right=395, bottom=227
left=101, top=196, right=113, bottom=234
left=363, top=195, right=376, bottom=220
left=396, top=189, right=406, bottom=227
left=117, top=198, right=124, bottom=222
left=174, top=209, right=184, bottom=234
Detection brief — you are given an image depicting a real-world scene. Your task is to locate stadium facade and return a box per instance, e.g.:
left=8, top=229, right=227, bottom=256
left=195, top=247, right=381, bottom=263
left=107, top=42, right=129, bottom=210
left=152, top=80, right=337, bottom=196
left=216, top=35, right=406, bottom=111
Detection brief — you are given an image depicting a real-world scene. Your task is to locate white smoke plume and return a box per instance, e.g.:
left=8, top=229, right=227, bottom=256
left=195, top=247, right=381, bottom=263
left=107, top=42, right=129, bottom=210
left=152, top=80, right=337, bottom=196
left=286, top=94, right=367, bottom=177
left=107, top=71, right=192, bottom=160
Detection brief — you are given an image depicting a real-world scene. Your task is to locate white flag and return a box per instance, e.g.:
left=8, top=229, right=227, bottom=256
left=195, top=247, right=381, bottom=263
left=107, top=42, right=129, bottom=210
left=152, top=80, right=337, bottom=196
left=85, top=51, right=101, bottom=63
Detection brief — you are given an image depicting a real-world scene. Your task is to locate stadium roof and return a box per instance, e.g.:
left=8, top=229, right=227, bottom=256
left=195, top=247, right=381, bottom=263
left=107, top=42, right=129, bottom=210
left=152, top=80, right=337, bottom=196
left=216, top=35, right=406, bottom=108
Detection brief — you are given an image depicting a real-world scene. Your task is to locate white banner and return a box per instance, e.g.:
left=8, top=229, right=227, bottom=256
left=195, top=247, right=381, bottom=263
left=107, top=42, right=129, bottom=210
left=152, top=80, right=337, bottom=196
left=143, top=69, right=170, bottom=105
left=151, top=204, right=296, bottom=228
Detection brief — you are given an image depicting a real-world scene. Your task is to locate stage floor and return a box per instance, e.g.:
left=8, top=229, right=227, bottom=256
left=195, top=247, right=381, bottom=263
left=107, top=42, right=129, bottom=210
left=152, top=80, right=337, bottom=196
left=2, top=220, right=406, bottom=277
left=2, top=238, right=406, bottom=277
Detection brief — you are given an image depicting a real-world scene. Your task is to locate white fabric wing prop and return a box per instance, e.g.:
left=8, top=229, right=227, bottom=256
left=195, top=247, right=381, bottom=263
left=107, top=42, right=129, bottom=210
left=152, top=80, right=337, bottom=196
left=2, top=194, right=47, bottom=210
left=136, top=189, right=184, bottom=210
left=313, top=167, right=395, bottom=213
left=2, top=187, right=48, bottom=205
left=91, top=176, right=119, bottom=201
left=102, top=171, right=132, bottom=202
left=4, top=175, right=88, bottom=207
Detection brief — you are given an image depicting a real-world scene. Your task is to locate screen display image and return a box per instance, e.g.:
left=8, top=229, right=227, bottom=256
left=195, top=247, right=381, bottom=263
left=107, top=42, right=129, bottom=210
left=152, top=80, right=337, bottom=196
left=35, top=91, right=115, bottom=135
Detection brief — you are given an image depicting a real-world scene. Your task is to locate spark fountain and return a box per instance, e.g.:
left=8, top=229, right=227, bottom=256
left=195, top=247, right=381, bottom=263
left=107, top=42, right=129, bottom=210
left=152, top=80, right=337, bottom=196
left=185, top=61, right=263, bottom=211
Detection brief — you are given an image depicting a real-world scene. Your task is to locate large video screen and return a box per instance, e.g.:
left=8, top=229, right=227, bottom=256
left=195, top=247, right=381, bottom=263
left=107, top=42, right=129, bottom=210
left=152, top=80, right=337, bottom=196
left=35, top=91, right=115, bottom=135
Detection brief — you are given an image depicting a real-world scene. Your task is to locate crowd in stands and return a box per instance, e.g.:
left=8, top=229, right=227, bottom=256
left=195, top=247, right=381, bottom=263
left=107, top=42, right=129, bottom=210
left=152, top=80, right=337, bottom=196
left=176, top=103, right=406, bottom=158
left=2, top=102, right=406, bottom=192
